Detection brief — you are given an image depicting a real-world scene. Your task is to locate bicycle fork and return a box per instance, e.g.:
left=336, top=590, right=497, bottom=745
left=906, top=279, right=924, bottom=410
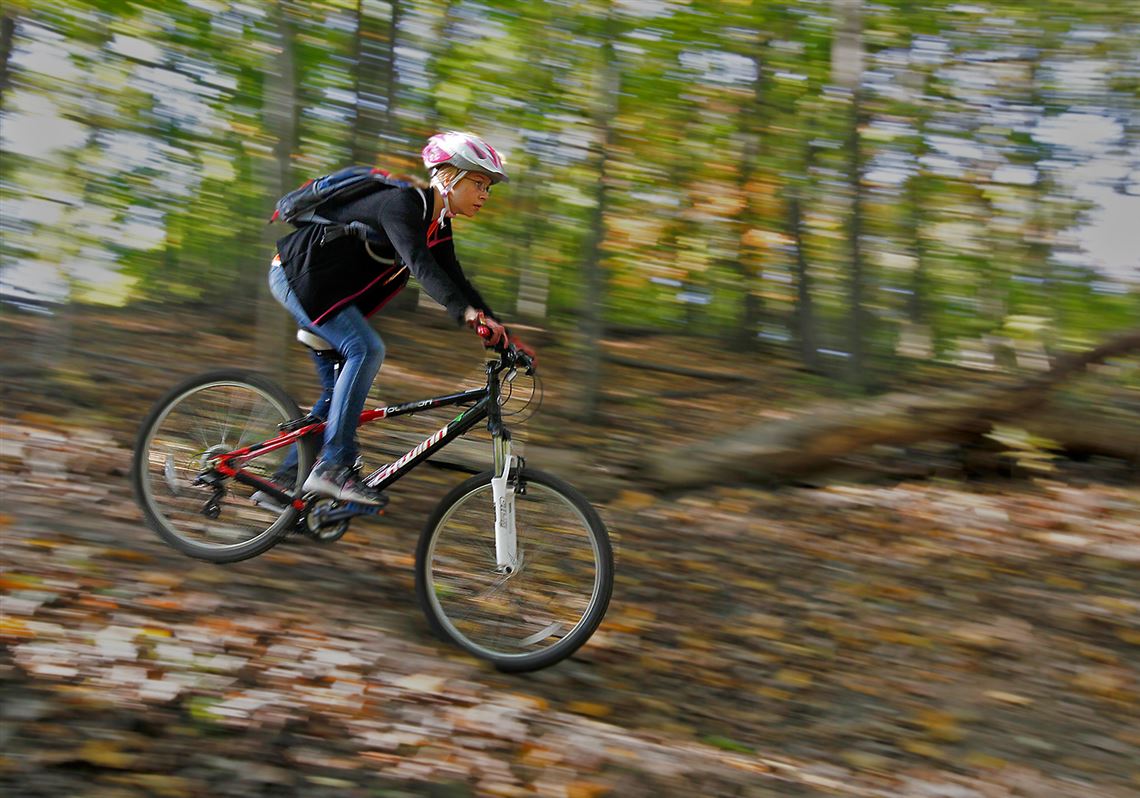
left=491, top=434, right=519, bottom=574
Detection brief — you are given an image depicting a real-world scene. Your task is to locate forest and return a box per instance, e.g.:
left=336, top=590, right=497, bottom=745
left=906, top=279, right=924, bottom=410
left=1, top=1, right=1138, bottom=796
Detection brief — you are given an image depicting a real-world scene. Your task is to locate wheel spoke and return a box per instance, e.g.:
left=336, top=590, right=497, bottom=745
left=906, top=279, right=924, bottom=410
left=134, top=374, right=310, bottom=563
left=417, top=471, right=612, bottom=671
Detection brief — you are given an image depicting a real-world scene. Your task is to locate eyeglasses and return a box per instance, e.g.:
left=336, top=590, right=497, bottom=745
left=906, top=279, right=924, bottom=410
left=468, top=178, right=491, bottom=195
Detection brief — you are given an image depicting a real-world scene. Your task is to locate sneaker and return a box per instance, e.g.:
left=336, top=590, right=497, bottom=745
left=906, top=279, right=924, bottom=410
left=302, top=460, right=388, bottom=506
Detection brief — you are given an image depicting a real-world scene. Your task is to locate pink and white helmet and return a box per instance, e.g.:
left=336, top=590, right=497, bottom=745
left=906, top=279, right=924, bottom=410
left=422, top=131, right=509, bottom=184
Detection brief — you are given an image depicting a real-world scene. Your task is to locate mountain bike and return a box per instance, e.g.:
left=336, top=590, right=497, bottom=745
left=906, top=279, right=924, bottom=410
left=131, top=329, right=613, bottom=673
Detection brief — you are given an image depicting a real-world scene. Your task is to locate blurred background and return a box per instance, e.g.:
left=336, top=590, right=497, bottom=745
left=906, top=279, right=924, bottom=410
left=1, top=2, right=1139, bottom=797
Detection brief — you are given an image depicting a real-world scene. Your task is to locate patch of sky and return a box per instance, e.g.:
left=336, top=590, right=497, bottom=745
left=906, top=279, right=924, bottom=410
left=307, top=105, right=351, bottom=124
left=628, top=28, right=664, bottom=42
left=211, top=11, right=247, bottom=37
left=990, top=164, right=1037, bottom=186
left=614, top=41, right=647, bottom=57
left=920, top=154, right=965, bottom=178
left=770, top=40, right=805, bottom=54
left=1127, top=169, right=1140, bottom=197
left=1, top=197, right=66, bottom=229
left=928, top=134, right=988, bottom=163
left=1071, top=185, right=1140, bottom=282
left=1, top=93, right=87, bottom=159
left=322, top=10, right=358, bottom=33
left=1034, top=113, right=1123, bottom=155
left=117, top=217, right=168, bottom=252
left=1092, top=280, right=1131, bottom=295
left=0, top=261, right=68, bottom=304
left=454, top=11, right=506, bottom=41
left=323, top=87, right=357, bottom=106
left=232, top=3, right=268, bottom=20
left=615, top=0, right=675, bottom=19
left=874, top=48, right=910, bottom=68
left=631, top=191, right=681, bottom=208
left=1044, top=59, right=1110, bottom=98
left=679, top=50, right=757, bottom=86
left=1068, top=27, right=1113, bottom=43
left=14, top=31, right=83, bottom=82
left=101, top=132, right=166, bottom=172
left=866, top=154, right=913, bottom=187
left=185, top=0, right=225, bottom=13
left=911, top=36, right=950, bottom=66
left=138, top=63, right=211, bottom=102
left=109, top=34, right=163, bottom=65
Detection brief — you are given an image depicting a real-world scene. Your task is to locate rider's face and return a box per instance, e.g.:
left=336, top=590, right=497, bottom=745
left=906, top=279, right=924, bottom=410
left=450, top=173, right=492, bottom=218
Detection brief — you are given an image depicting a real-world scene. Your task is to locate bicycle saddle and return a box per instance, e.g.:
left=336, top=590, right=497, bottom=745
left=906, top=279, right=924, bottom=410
left=296, top=328, right=335, bottom=352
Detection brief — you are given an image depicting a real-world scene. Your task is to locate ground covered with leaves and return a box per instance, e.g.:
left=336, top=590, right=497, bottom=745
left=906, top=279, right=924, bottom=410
left=2, top=306, right=1137, bottom=797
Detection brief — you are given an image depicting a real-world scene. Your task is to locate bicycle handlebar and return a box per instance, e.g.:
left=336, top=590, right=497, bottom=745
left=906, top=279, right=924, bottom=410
left=474, top=323, right=536, bottom=374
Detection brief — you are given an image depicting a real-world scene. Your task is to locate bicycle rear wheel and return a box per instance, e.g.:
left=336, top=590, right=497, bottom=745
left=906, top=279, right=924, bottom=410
left=132, top=369, right=315, bottom=563
left=415, top=468, right=613, bottom=672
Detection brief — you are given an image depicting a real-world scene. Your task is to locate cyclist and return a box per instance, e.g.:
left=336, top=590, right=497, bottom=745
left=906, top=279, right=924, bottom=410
left=268, top=131, right=534, bottom=506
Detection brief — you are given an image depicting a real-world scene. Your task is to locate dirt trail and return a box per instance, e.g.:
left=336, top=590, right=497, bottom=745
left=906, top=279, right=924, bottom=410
left=2, top=420, right=1137, bottom=797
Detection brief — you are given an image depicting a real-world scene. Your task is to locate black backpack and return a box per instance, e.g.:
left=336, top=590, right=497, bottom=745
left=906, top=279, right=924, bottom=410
left=270, top=166, right=411, bottom=243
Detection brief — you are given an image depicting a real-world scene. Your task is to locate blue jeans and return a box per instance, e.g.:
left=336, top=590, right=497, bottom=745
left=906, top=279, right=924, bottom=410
left=269, top=265, right=385, bottom=467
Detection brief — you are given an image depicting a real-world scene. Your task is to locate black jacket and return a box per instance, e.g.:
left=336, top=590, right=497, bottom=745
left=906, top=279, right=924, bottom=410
left=275, top=186, right=494, bottom=326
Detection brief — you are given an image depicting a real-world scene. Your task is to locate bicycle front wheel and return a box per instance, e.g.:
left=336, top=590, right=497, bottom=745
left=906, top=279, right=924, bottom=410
left=415, top=468, right=613, bottom=672
left=132, top=369, right=315, bottom=563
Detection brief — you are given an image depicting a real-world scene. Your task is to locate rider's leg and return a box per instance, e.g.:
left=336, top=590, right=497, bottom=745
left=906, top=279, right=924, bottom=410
left=308, top=305, right=384, bottom=466
left=274, top=348, right=337, bottom=483
left=268, top=265, right=328, bottom=484
left=300, top=306, right=386, bottom=505
left=269, top=266, right=385, bottom=505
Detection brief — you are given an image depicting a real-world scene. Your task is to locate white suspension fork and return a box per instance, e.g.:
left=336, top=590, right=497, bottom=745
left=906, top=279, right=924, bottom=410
left=490, top=435, right=518, bottom=573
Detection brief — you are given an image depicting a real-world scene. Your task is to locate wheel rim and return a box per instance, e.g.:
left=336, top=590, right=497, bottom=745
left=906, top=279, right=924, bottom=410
left=139, top=380, right=301, bottom=554
left=425, top=479, right=605, bottom=662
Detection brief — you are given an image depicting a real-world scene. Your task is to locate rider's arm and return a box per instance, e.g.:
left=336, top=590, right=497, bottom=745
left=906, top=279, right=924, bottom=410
left=379, top=192, right=471, bottom=323
left=426, top=232, right=497, bottom=322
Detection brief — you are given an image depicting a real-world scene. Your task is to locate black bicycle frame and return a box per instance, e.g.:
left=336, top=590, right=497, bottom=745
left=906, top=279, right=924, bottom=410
left=218, top=360, right=510, bottom=505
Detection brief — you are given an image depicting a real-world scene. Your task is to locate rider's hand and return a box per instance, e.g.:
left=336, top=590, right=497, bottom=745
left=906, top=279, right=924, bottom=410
left=470, top=312, right=508, bottom=348
left=512, top=337, right=538, bottom=367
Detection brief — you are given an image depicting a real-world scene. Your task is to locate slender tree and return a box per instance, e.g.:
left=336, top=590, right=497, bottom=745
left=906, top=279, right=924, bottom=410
left=578, top=9, right=621, bottom=422
left=254, top=0, right=300, bottom=379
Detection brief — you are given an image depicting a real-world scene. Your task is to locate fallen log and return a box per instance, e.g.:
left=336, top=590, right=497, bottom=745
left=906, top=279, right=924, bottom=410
left=642, top=329, right=1140, bottom=489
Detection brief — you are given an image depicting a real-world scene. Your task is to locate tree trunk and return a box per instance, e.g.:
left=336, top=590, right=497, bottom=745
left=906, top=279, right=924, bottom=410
left=845, top=90, right=869, bottom=387
left=0, top=9, right=16, bottom=111
left=255, top=1, right=298, bottom=381
left=831, top=0, right=868, bottom=388
left=642, top=329, right=1140, bottom=489
left=351, top=0, right=399, bottom=163
left=788, top=187, right=820, bottom=371
left=729, top=45, right=766, bottom=351
left=577, top=18, right=620, bottom=422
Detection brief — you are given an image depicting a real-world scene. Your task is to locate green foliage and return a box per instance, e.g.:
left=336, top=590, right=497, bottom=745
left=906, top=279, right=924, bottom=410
left=1, top=1, right=1135, bottom=381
